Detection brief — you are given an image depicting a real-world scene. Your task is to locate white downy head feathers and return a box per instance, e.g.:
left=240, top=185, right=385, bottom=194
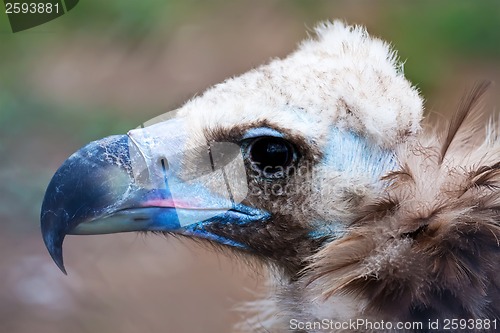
left=178, top=20, right=423, bottom=149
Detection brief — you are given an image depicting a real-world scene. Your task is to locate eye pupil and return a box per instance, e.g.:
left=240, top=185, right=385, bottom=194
left=249, top=137, right=295, bottom=177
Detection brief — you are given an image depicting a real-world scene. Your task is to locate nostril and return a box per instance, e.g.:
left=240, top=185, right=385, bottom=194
left=401, top=224, right=429, bottom=240
left=159, top=157, right=169, bottom=171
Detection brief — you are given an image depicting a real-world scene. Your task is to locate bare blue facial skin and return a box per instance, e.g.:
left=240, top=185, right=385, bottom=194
left=322, top=127, right=396, bottom=181
left=305, top=127, right=396, bottom=243
left=41, top=117, right=269, bottom=274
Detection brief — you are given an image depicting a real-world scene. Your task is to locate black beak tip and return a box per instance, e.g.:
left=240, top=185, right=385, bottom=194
left=40, top=135, right=131, bottom=275
left=41, top=209, right=68, bottom=275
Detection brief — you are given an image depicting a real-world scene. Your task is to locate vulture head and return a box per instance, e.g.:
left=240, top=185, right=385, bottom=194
left=41, top=21, right=500, bottom=332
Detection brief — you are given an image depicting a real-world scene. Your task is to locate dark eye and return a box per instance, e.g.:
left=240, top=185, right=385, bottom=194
left=246, top=137, right=297, bottom=178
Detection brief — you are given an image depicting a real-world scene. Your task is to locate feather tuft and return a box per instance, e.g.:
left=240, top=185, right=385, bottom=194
left=302, top=82, right=500, bottom=323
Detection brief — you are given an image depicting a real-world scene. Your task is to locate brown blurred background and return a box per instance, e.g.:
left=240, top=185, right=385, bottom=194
left=0, top=1, right=499, bottom=332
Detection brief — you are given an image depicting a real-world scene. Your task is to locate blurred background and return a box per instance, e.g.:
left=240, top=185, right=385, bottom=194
left=0, top=1, right=499, bottom=332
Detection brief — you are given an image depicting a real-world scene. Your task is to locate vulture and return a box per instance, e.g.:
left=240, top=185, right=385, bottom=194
left=41, top=21, right=500, bottom=332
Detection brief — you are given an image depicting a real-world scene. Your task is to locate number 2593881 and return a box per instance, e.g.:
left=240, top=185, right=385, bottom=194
left=5, top=2, right=60, bottom=14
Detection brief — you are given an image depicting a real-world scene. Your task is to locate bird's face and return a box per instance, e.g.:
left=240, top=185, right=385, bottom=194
left=41, top=22, right=423, bottom=280
left=41, top=101, right=396, bottom=276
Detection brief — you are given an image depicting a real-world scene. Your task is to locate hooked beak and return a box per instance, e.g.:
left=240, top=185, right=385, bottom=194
left=41, top=118, right=269, bottom=274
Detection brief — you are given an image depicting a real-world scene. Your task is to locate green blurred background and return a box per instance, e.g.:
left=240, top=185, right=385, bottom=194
left=0, top=1, right=499, bottom=332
